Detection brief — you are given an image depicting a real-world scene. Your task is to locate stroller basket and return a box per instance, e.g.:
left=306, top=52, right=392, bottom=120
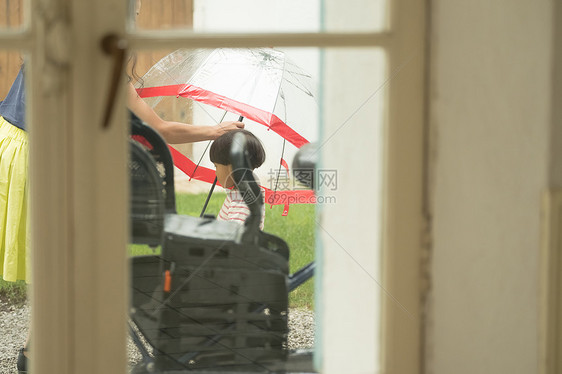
left=131, top=214, right=290, bottom=372
left=130, top=140, right=166, bottom=245
left=130, top=112, right=176, bottom=246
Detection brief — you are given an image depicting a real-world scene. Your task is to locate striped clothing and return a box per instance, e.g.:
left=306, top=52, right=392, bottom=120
left=217, top=188, right=265, bottom=230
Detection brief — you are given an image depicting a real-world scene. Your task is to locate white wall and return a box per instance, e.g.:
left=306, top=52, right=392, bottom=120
left=427, top=1, right=554, bottom=373
left=317, top=1, right=387, bottom=373
left=318, top=48, right=385, bottom=374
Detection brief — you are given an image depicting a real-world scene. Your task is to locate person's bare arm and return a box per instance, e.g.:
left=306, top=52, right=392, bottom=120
left=127, top=83, right=244, bottom=144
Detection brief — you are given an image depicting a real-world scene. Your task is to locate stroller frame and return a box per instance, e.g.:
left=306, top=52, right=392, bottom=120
left=129, top=114, right=315, bottom=373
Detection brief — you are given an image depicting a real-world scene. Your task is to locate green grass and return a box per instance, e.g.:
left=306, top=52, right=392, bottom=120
left=130, top=192, right=316, bottom=309
left=262, top=201, right=316, bottom=310
left=2, top=193, right=316, bottom=310
left=0, top=278, right=27, bottom=306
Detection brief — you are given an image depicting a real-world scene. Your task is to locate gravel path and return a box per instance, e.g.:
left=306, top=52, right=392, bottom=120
left=0, top=300, right=314, bottom=374
left=0, top=301, right=29, bottom=374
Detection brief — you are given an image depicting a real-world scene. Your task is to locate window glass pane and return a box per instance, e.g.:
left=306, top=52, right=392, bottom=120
left=0, top=51, right=24, bottom=99
left=0, top=49, right=30, bottom=372
left=0, top=0, right=26, bottom=31
left=129, top=47, right=320, bottom=199
left=126, top=45, right=386, bottom=373
left=127, top=46, right=319, bottom=371
left=129, top=0, right=387, bottom=33
left=322, top=0, right=387, bottom=32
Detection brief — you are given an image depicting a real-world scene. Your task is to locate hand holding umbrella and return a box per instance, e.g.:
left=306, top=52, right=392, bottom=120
left=128, top=82, right=244, bottom=144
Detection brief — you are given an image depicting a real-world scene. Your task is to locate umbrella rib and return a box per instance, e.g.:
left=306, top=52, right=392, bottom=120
left=191, top=140, right=212, bottom=181
left=265, top=48, right=286, bottom=136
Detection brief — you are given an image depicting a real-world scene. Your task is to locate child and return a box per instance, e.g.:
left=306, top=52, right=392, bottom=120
left=210, top=129, right=266, bottom=230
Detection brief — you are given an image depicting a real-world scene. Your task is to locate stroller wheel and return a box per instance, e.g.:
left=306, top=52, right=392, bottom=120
left=130, top=361, right=156, bottom=374
left=17, top=347, right=28, bottom=374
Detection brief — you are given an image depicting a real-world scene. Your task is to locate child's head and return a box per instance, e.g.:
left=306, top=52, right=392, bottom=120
left=210, top=129, right=265, bottom=188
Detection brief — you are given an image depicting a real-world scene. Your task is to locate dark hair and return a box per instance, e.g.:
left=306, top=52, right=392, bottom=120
left=127, top=52, right=144, bottom=86
left=210, top=129, right=265, bottom=169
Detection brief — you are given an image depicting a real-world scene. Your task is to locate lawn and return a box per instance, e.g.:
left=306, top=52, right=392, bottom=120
left=130, top=192, right=316, bottom=309
left=0, top=278, right=27, bottom=306
left=2, top=193, right=316, bottom=310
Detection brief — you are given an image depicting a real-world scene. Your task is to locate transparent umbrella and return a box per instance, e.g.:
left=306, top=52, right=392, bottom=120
left=137, top=48, right=318, bottom=214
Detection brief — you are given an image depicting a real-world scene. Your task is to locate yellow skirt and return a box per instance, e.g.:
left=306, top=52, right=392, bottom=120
left=0, top=116, right=29, bottom=283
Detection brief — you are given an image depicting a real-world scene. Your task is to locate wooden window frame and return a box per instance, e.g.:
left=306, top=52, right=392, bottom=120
left=0, top=0, right=426, bottom=372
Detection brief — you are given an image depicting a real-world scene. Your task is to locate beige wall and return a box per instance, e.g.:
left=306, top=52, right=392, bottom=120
left=427, top=1, right=557, bottom=373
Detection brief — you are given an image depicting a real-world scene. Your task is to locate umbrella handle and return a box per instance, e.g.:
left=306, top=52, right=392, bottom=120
left=200, top=177, right=217, bottom=217
left=198, top=117, right=242, bottom=218
left=230, top=133, right=263, bottom=237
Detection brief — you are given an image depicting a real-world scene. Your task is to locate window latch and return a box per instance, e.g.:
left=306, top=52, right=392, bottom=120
left=100, top=33, right=128, bottom=129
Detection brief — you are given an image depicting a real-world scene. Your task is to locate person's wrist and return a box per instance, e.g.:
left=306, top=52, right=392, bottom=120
left=210, top=124, right=220, bottom=140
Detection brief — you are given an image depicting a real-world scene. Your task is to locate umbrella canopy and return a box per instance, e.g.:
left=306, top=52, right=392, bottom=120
left=137, top=48, right=318, bottom=213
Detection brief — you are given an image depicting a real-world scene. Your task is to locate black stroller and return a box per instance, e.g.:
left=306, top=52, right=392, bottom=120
left=128, top=113, right=315, bottom=373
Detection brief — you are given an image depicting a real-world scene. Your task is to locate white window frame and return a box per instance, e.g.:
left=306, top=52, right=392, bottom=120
left=0, top=0, right=425, bottom=373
